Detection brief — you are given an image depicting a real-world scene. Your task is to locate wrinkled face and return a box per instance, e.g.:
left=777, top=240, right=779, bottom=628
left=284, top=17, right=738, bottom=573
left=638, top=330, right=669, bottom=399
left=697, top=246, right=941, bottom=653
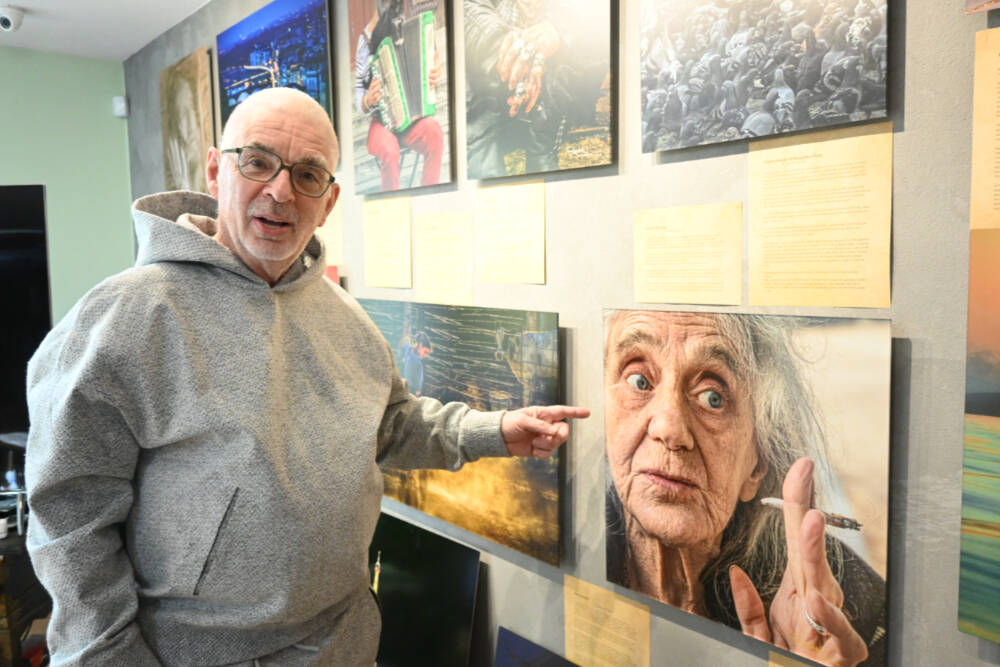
left=604, top=311, right=765, bottom=550
left=207, top=94, right=339, bottom=284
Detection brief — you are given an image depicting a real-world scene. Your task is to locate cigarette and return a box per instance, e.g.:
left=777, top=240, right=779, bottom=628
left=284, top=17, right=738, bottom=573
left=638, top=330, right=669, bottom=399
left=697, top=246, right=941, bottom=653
left=760, top=497, right=862, bottom=531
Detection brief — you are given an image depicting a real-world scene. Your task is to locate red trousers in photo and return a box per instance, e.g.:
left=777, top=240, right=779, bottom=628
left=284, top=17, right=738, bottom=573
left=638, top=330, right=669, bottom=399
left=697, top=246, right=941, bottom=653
left=366, top=116, right=443, bottom=190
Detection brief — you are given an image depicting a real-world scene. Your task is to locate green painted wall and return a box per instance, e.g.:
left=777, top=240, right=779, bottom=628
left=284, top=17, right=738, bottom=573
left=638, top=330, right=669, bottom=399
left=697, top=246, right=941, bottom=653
left=1, top=46, right=133, bottom=323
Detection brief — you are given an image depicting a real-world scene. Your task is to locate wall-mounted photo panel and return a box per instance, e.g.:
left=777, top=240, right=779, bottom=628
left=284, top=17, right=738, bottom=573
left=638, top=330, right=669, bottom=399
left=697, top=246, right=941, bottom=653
left=495, top=626, right=577, bottom=667
left=464, top=0, right=613, bottom=180
left=359, top=298, right=561, bottom=564
left=160, top=47, right=214, bottom=192
left=215, top=0, right=332, bottom=129
left=369, top=512, right=480, bottom=667
left=603, top=310, right=889, bottom=667
left=640, top=0, right=888, bottom=152
left=348, top=0, right=454, bottom=194
left=959, top=229, right=1000, bottom=643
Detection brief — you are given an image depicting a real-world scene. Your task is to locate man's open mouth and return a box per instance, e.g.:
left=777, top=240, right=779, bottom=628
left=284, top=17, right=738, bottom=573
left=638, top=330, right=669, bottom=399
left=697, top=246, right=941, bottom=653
left=255, top=216, right=291, bottom=228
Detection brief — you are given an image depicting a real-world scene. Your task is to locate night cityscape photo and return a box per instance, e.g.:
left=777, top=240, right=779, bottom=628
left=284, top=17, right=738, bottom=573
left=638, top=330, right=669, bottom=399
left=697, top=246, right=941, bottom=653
left=216, top=0, right=331, bottom=127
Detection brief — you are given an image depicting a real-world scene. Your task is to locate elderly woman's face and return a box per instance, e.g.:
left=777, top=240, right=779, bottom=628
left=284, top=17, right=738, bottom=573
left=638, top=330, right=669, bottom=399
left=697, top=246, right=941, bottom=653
left=605, top=311, right=765, bottom=550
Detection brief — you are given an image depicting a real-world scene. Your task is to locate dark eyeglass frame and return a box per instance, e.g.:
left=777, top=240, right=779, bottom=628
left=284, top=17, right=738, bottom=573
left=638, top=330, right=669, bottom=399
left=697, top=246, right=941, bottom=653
left=220, top=146, right=336, bottom=198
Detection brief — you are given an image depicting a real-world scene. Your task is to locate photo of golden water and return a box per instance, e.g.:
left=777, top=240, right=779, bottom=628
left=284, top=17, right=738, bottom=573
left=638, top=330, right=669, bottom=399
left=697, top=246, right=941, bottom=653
left=384, top=457, right=559, bottom=564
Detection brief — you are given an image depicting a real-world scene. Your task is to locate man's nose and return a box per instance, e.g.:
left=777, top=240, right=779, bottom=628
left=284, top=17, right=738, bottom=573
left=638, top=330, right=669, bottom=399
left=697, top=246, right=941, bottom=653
left=263, top=166, right=295, bottom=202
left=646, top=389, right=695, bottom=451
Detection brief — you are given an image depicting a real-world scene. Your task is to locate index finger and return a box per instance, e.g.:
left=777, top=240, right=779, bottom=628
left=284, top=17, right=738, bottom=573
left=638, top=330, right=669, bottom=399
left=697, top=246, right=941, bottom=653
left=533, top=405, right=591, bottom=422
left=782, top=457, right=815, bottom=595
left=800, top=509, right=843, bottom=607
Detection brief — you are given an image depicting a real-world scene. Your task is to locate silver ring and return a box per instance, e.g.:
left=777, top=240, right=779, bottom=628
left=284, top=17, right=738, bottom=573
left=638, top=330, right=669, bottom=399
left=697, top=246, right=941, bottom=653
left=804, top=608, right=829, bottom=635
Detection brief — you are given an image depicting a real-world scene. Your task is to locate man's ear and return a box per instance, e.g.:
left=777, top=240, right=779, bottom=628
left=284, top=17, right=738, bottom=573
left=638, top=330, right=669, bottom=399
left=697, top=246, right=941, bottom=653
left=320, top=182, right=340, bottom=223
left=739, top=453, right=769, bottom=502
left=206, top=147, right=220, bottom=199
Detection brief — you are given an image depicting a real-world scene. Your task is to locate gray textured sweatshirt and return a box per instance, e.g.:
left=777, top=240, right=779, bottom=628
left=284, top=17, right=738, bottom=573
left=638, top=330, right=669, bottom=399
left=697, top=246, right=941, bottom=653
left=25, top=191, right=507, bottom=666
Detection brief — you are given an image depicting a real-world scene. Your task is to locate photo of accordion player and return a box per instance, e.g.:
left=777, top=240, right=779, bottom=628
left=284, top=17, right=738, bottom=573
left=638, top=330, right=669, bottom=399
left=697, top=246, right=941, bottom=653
left=356, top=0, right=445, bottom=192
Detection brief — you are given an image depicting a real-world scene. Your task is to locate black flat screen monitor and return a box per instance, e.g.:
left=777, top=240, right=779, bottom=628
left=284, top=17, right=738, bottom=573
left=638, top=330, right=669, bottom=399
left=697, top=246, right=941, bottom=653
left=369, top=512, right=480, bottom=667
left=495, top=626, right=578, bottom=667
left=0, top=185, right=50, bottom=458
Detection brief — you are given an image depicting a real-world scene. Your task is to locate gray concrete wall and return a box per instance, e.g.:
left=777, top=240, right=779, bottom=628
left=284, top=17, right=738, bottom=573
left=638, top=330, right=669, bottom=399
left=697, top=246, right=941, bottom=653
left=122, top=1, right=999, bottom=665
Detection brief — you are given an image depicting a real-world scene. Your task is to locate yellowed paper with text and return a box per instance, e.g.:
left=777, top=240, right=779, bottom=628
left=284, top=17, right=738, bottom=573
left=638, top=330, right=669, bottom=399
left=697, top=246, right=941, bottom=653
left=564, top=575, right=649, bottom=667
left=971, top=27, right=1000, bottom=229
left=363, top=196, right=412, bottom=288
left=476, top=182, right=546, bottom=284
left=634, top=202, right=742, bottom=305
left=748, top=122, right=892, bottom=307
left=414, top=211, right=475, bottom=305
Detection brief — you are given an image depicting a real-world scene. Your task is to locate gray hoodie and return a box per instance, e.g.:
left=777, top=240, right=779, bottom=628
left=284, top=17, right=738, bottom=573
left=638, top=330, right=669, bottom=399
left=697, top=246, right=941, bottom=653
left=25, top=192, right=506, bottom=666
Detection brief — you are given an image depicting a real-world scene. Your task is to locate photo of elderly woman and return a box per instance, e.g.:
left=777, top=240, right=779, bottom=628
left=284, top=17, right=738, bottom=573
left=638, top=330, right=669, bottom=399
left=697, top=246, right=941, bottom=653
left=604, top=310, right=888, bottom=667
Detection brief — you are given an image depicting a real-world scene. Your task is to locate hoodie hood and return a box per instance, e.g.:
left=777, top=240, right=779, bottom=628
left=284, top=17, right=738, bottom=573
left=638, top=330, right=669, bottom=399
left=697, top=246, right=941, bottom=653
left=131, top=190, right=327, bottom=291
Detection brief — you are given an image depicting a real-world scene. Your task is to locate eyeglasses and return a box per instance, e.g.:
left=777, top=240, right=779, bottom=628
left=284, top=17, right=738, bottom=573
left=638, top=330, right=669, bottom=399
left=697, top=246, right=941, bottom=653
left=221, top=146, right=336, bottom=198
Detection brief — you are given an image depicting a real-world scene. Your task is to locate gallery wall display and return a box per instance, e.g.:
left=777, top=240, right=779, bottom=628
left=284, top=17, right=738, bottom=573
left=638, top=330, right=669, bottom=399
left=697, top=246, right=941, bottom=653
left=603, top=309, right=890, bottom=666
left=959, top=229, right=1000, bottom=643
left=160, top=48, right=214, bottom=192
left=640, top=0, right=888, bottom=152
left=464, top=0, right=614, bottom=180
left=215, top=0, right=332, bottom=129
left=348, top=0, right=454, bottom=194
left=359, top=298, right=562, bottom=564
left=368, top=512, right=481, bottom=666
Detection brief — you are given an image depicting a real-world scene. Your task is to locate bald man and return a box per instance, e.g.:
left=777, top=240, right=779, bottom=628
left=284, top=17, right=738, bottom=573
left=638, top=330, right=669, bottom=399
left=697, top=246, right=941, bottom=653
left=25, top=88, right=588, bottom=666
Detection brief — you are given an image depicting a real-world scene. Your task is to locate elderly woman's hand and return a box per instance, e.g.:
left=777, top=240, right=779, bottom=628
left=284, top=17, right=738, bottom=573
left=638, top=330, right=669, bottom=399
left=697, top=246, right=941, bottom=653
left=729, top=458, right=869, bottom=667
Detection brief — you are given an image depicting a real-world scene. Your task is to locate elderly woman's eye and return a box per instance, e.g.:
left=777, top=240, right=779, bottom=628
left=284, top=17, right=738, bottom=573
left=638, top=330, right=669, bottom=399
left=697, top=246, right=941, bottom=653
left=697, top=389, right=724, bottom=409
left=625, top=373, right=651, bottom=391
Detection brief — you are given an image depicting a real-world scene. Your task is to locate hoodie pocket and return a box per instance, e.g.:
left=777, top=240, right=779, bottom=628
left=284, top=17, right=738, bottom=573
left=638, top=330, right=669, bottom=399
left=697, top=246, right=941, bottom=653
left=193, top=486, right=240, bottom=596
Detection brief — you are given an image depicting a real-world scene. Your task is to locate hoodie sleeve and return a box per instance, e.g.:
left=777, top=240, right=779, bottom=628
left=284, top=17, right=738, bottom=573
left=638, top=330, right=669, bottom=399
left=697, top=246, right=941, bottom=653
left=25, top=296, right=162, bottom=666
left=373, top=338, right=509, bottom=471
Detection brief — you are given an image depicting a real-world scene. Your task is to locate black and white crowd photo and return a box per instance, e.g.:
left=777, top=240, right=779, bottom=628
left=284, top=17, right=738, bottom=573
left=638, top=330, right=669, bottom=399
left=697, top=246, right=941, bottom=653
left=640, top=0, right=888, bottom=152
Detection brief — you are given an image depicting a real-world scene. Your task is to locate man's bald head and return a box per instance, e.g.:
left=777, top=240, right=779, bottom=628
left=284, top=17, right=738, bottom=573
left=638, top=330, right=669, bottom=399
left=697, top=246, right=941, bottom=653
left=221, top=87, right=340, bottom=169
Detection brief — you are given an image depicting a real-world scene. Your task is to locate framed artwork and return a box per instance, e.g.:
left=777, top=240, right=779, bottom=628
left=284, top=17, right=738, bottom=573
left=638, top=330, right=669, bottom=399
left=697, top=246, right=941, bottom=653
left=464, top=0, right=614, bottom=180
left=959, top=229, right=1000, bottom=643
left=359, top=298, right=561, bottom=564
left=368, top=512, right=480, bottom=666
left=160, top=47, right=214, bottom=192
left=215, top=0, right=332, bottom=129
left=603, top=310, right=889, bottom=666
left=495, top=627, right=577, bottom=667
left=348, top=0, right=454, bottom=194
left=640, top=0, right=888, bottom=153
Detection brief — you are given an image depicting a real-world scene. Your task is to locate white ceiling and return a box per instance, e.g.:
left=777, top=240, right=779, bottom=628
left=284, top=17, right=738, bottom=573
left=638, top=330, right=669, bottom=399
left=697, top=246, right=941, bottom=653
left=0, top=0, right=211, bottom=61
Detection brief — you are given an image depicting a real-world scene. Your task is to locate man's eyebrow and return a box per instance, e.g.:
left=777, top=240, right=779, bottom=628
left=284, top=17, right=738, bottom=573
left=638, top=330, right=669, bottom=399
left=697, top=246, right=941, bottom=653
left=247, top=140, right=278, bottom=155
left=295, top=154, right=330, bottom=170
